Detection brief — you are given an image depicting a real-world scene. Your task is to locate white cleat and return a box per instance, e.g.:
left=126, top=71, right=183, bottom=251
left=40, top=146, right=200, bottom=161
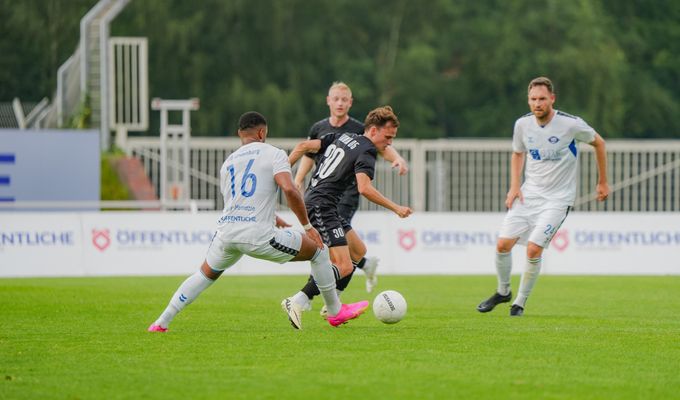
left=363, top=257, right=379, bottom=293
left=281, top=298, right=303, bottom=330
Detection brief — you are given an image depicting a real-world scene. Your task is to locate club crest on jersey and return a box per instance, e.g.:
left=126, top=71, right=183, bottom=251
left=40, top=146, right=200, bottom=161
left=548, top=136, right=559, bottom=144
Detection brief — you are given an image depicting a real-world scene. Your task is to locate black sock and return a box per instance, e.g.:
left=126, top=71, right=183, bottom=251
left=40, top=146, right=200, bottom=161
left=301, top=274, right=320, bottom=300
left=354, top=257, right=367, bottom=270
left=336, top=266, right=357, bottom=291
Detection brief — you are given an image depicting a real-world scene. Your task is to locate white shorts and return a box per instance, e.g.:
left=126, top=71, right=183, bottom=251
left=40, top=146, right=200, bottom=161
left=498, top=198, right=571, bottom=248
left=205, top=228, right=303, bottom=271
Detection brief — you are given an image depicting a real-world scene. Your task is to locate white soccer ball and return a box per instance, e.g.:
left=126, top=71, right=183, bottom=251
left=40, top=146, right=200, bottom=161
left=373, top=290, right=407, bottom=324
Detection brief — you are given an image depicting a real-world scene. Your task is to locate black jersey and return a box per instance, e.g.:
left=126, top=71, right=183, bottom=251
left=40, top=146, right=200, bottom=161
left=307, top=117, right=364, bottom=161
left=304, top=132, right=377, bottom=209
left=307, top=117, right=365, bottom=213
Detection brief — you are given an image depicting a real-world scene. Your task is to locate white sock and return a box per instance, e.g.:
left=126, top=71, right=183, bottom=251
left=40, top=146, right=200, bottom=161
left=513, top=257, right=542, bottom=308
left=309, top=246, right=341, bottom=316
left=292, top=291, right=310, bottom=308
left=496, top=251, right=512, bottom=296
left=153, top=270, right=215, bottom=328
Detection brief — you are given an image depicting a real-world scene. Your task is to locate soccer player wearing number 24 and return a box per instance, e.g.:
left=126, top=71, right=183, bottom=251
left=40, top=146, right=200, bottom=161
left=148, top=111, right=369, bottom=332
left=477, top=77, right=610, bottom=317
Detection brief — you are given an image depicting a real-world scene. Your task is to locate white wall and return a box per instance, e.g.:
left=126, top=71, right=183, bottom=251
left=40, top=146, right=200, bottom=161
left=1, top=211, right=679, bottom=277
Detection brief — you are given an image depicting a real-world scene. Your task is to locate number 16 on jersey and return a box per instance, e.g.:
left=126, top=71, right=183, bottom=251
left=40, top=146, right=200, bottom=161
left=225, top=159, right=257, bottom=198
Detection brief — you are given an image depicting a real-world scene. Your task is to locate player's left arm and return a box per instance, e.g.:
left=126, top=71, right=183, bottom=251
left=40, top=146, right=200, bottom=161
left=289, top=139, right=321, bottom=166
left=356, top=172, right=412, bottom=218
left=589, top=133, right=609, bottom=201
left=378, top=145, right=408, bottom=175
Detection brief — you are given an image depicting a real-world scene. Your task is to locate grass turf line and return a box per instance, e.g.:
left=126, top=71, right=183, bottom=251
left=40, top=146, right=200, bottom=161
left=1, top=275, right=679, bottom=399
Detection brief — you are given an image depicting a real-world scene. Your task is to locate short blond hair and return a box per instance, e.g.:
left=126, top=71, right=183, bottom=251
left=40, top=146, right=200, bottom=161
left=328, top=81, right=352, bottom=97
left=528, top=77, right=555, bottom=94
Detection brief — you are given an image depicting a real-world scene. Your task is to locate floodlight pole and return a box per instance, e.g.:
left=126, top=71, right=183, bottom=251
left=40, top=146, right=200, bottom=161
left=151, top=98, right=200, bottom=210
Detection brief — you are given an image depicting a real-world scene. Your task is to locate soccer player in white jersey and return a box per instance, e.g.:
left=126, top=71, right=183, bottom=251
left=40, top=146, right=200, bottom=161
left=477, top=77, right=609, bottom=316
left=148, top=111, right=369, bottom=331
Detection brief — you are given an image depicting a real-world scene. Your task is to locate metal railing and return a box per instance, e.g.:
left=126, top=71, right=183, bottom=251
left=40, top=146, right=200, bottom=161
left=0, top=200, right=214, bottom=212
left=125, top=137, right=680, bottom=212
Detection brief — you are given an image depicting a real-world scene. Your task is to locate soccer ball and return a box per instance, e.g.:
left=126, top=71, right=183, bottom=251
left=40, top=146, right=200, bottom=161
left=373, top=290, right=407, bottom=324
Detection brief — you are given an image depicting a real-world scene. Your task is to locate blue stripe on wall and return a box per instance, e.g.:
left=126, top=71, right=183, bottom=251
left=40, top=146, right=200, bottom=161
left=0, top=154, right=16, bottom=163
left=0, top=176, right=9, bottom=185
left=0, top=197, right=15, bottom=202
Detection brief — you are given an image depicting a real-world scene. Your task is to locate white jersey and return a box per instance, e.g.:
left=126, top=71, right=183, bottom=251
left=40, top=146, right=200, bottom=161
left=215, top=142, right=291, bottom=244
left=512, top=110, right=596, bottom=206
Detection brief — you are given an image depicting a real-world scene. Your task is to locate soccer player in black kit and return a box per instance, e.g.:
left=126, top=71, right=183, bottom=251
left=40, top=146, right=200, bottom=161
left=282, top=105, right=412, bottom=328
left=294, top=82, right=408, bottom=295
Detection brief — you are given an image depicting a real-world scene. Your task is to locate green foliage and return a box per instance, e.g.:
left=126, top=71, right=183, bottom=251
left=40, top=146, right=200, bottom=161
left=1, top=275, right=680, bottom=399
left=100, top=151, right=129, bottom=201
left=2, top=0, right=679, bottom=138
left=66, top=95, right=92, bottom=129
left=0, top=0, right=97, bottom=100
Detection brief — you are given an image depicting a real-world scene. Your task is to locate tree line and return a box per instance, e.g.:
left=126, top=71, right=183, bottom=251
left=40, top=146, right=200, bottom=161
left=2, top=0, right=678, bottom=139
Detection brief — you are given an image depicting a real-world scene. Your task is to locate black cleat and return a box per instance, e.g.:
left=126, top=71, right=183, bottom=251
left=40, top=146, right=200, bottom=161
left=476, top=291, right=512, bottom=313
left=510, top=304, right=524, bottom=316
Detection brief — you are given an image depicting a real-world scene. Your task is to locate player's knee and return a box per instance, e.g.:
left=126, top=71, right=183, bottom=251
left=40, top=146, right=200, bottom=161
left=496, top=240, right=514, bottom=253
left=526, top=243, right=544, bottom=259
left=335, top=260, right=354, bottom=277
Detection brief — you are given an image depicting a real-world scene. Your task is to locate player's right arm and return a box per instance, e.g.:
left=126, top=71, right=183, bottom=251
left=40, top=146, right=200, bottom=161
left=505, top=151, right=525, bottom=209
left=289, top=140, right=321, bottom=167
left=356, top=172, right=412, bottom=218
left=589, top=133, right=609, bottom=201
left=274, top=171, right=323, bottom=248
left=379, top=145, right=409, bottom=176
left=294, top=155, right=315, bottom=192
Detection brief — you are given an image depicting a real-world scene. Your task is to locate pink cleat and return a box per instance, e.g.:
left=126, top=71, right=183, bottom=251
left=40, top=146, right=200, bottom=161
left=147, top=324, right=168, bottom=332
left=326, top=301, right=369, bottom=327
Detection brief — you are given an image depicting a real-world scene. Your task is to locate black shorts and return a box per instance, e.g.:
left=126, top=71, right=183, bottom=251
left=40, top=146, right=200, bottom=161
left=307, top=204, right=353, bottom=247
left=338, top=186, right=360, bottom=223
left=337, top=202, right=358, bottom=224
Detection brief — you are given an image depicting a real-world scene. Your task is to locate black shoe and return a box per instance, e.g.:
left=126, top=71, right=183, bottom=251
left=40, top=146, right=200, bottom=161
left=476, top=291, right=512, bottom=313
left=510, top=304, right=524, bottom=316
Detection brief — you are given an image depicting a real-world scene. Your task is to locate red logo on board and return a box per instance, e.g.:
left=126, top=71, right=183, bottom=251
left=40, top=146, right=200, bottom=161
left=92, top=229, right=111, bottom=252
left=398, top=229, right=417, bottom=251
left=551, top=229, right=569, bottom=252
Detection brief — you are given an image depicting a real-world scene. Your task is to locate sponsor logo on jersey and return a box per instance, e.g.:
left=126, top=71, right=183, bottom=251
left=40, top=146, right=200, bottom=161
left=548, top=136, right=559, bottom=144
left=218, top=215, right=257, bottom=224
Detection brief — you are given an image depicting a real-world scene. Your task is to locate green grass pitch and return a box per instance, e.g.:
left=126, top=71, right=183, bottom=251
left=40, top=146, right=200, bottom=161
left=1, top=275, right=679, bottom=399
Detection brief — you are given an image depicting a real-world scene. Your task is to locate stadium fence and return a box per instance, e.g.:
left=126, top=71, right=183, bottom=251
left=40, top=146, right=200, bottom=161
left=124, top=138, right=680, bottom=213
